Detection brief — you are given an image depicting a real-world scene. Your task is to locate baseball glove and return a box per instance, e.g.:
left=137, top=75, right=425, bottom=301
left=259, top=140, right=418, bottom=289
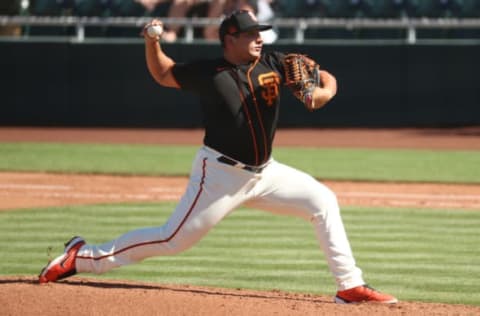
left=283, top=53, right=321, bottom=110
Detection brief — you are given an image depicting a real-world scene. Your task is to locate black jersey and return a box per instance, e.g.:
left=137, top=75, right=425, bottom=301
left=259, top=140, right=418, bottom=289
left=172, top=51, right=286, bottom=166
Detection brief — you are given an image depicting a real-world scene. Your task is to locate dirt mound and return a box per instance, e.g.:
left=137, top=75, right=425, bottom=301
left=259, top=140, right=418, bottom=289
left=1, top=277, right=479, bottom=316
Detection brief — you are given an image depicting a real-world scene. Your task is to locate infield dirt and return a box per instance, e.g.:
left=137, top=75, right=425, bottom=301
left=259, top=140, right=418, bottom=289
left=1, top=127, right=479, bottom=316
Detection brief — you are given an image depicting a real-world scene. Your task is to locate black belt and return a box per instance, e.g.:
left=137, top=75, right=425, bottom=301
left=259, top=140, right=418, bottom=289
left=217, top=156, right=265, bottom=173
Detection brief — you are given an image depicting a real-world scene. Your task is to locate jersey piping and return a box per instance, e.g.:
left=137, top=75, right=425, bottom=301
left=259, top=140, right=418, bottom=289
left=247, top=58, right=269, bottom=164
left=231, top=67, right=260, bottom=165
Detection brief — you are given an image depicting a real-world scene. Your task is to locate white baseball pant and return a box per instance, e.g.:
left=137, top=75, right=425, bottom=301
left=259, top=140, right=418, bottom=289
left=75, top=146, right=365, bottom=290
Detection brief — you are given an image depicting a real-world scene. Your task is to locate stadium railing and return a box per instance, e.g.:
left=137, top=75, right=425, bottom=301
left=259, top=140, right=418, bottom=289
left=1, top=15, right=480, bottom=44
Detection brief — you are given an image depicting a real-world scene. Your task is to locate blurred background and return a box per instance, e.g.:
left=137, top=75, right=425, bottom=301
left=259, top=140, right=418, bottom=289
left=2, top=0, right=480, bottom=41
left=1, top=0, right=479, bottom=128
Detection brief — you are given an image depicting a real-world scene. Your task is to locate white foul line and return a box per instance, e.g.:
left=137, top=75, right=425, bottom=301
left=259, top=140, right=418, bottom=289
left=0, top=183, right=71, bottom=190
left=0, top=182, right=478, bottom=208
left=338, top=191, right=480, bottom=201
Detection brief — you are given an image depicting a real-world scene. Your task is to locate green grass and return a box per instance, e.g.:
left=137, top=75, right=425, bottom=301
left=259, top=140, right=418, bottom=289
left=0, top=141, right=479, bottom=306
left=0, top=143, right=194, bottom=176
left=0, top=142, right=479, bottom=183
left=1, top=203, right=479, bottom=306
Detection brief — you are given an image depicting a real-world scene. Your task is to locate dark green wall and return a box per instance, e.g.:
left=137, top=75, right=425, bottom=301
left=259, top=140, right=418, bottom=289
left=1, top=41, right=478, bottom=127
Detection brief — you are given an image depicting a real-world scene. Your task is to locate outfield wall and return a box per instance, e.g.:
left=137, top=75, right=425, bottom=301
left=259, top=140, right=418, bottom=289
left=1, top=41, right=479, bottom=127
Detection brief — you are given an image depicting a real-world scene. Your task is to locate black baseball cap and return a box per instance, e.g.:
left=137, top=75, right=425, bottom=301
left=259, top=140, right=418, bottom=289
left=219, top=10, right=272, bottom=43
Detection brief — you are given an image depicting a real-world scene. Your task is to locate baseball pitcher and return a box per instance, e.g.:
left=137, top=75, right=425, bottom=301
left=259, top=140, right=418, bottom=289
left=39, top=10, right=397, bottom=305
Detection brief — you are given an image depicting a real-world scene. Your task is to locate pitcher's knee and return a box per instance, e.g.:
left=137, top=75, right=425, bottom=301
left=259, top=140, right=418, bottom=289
left=310, top=186, right=341, bottom=222
left=324, top=187, right=340, bottom=208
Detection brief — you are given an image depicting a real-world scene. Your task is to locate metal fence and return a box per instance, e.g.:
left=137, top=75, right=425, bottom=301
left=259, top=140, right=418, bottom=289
left=2, top=15, right=480, bottom=44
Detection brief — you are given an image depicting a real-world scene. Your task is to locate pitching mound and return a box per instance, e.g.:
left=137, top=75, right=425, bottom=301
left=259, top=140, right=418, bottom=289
left=1, top=277, right=479, bottom=316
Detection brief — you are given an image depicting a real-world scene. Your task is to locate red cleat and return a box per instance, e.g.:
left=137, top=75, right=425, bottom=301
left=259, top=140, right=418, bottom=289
left=335, top=284, right=398, bottom=304
left=39, top=236, right=85, bottom=284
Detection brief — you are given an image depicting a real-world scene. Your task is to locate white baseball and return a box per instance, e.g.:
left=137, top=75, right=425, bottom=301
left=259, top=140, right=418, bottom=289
left=147, top=25, right=163, bottom=38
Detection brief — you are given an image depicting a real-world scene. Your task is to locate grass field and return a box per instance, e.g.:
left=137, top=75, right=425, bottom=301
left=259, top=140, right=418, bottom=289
left=0, top=143, right=479, bottom=183
left=0, top=203, right=478, bottom=306
left=0, top=142, right=479, bottom=306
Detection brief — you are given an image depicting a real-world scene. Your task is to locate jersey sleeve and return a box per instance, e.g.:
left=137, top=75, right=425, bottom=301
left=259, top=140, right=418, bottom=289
left=171, top=61, right=207, bottom=93
left=264, top=51, right=286, bottom=83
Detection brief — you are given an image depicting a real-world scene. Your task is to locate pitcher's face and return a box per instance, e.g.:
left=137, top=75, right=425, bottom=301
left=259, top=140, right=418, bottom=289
left=231, top=29, right=264, bottom=61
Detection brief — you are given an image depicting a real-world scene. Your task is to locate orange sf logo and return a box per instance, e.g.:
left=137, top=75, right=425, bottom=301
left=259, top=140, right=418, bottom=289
left=258, top=72, right=280, bottom=106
